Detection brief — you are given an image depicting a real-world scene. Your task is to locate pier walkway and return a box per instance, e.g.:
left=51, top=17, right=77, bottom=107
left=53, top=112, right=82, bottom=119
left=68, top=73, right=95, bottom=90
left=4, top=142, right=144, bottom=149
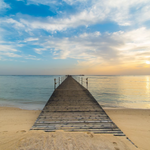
left=31, top=76, right=124, bottom=136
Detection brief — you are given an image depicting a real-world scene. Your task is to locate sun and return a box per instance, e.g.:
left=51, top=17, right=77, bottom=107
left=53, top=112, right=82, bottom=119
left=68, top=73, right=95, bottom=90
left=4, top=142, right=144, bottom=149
left=146, top=61, right=150, bottom=64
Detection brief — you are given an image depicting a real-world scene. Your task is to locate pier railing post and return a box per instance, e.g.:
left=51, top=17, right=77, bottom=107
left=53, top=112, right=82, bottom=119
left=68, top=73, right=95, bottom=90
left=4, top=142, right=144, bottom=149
left=86, top=78, right=88, bottom=89
left=54, top=78, right=57, bottom=89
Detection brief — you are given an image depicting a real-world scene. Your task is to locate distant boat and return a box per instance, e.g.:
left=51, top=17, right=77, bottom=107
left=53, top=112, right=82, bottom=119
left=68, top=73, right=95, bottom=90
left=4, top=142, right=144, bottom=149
left=79, top=74, right=84, bottom=76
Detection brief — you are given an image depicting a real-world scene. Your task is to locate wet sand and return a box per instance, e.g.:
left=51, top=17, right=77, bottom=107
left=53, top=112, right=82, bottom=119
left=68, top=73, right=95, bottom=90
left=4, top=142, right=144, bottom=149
left=0, top=106, right=149, bottom=150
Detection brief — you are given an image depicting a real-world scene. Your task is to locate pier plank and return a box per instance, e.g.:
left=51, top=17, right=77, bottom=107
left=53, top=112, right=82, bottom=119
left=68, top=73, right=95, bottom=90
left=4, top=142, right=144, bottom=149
left=31, top=76, right=125, bottom=136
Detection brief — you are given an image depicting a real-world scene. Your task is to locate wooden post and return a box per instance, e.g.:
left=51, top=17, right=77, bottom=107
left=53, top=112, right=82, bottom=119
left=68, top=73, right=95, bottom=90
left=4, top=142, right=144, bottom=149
left=86, top=78, right=88, bottom=89
left=54, top=78, right=57, bottom=89
left=81, top=77, right=83, bottom=85
left=82, top=77, right=83, bottom=85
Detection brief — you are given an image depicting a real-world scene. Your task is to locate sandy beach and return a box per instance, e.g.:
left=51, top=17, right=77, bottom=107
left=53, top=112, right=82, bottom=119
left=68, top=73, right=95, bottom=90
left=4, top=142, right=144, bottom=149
left=0, top=107, right=149, bottom=150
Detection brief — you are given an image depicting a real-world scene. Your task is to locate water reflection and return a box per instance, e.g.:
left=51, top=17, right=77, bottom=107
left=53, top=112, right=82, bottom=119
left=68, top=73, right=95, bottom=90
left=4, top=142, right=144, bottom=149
left=146, top=76, right=150, bottom=96
left=85, top=75, right=150, bottom=109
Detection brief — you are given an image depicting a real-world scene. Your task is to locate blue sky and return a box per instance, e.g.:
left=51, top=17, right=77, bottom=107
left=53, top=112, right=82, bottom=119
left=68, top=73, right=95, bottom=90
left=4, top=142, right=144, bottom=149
left=0, top=0, right=150, bottom=75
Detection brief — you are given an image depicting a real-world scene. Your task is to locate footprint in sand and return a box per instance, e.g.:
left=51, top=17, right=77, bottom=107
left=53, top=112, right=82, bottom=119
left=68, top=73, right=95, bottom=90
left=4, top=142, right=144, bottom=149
left=68, top=138, right=73, bottom=150
left=113, top=142, right=117, bottom=145
left=87, top=132, right=94, bottom=138
left=113, top=142, right=120, bottom=150
left=16, top=130, right=26, bottom=133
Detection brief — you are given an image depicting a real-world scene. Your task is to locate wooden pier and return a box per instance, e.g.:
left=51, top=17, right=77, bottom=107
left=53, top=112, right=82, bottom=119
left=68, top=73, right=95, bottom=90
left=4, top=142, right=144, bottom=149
left=31, top=76, right=125, bottom=136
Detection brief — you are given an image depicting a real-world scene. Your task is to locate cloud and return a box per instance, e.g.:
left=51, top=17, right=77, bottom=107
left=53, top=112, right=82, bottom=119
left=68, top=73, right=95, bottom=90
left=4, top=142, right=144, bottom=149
left=16, top=9, right=106, bottom=32
left=0, top=0, right=10, bottom=11
left=25, top=55, right=40, bottom=60
left=1, top=0, right=150, bottom=34
left=1, top=0, right=150, bottom=67
left=0, top=25, right=40, bottom=61
left=0, top=41, right=40, bottom=60
left=27, top=0, right=59, bottom=6
left=34, top=48, right=47, bottom=54
left=26, top=0, right=87, bottom=6
left=0, top=43, right=41, bottom=61
left=63, top=0, right=88, bottom=5
left=24, top=37, right=39, bottom=42
left=1, top=9, right=116, bottom=33
left=18, top=0, right=150, bottom=30
left=31, top=27, right=150, bottom=67
left=2, top=18, right=25, bottom=29
left=0, top=44, right=21, bottom=58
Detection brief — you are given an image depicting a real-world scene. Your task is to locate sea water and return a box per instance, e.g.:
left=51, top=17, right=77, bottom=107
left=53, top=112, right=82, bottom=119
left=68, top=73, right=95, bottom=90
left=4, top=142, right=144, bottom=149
left=84, top=75, right=150, bottom=109
left=0, top=75, right=61, bottom=110
left=0, top=75, right=150, bottom=110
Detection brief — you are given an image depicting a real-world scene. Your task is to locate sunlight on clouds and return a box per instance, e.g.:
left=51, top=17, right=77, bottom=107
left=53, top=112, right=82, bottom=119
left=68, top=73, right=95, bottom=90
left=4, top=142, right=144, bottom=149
left=77, top=57, right=102, bottom=67
left=83, top=62, right=150, bottom=75
left=1, top=0, right=150, bottom=74
left=146, top=61, right=150, bottom=64
left=31, top=27, right=150, bottom=75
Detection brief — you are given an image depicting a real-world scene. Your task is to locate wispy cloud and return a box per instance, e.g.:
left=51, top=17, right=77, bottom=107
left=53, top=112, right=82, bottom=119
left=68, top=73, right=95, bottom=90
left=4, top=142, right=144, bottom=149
left=0, top=41, right=40, bottom=60
left=14, top=0, right=150, bottom=30
left=1, top=18, right=25, bottom=29
left=0, top=44, right=21, bottom=58
left=31, top=27, right=150, bottom=67
left=0, top=0, right=150, bottom=74
left=24, top=55, right=40, bottom=60
left=1, top=0, right=150, bottom=35
left=0, top=0, right=10, bottom=11
left=24, top=37, right=39, bottom=42
left=27, top=0, right=59, bottom=6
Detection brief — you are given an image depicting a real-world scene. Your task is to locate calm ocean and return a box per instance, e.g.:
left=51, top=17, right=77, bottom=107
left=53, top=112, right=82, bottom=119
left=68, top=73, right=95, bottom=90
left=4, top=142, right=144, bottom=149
left=0, top=75, right=150, bottom=110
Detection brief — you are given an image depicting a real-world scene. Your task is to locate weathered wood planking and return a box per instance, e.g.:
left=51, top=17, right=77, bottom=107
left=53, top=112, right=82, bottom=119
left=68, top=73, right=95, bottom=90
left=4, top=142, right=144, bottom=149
left=31, top=76, right=125, bottom=136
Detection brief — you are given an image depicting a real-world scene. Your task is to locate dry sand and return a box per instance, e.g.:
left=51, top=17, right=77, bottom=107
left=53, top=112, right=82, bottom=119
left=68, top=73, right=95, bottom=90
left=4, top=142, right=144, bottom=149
left=105, top=109, right=150, bottom=150
left=0, top=107, right=149, bottom=150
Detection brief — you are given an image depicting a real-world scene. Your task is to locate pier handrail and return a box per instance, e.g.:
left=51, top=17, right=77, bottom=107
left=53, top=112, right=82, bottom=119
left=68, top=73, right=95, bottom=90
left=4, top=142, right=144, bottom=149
left=54, top=75, right=67, bottom=89
left=72, top=75, right=88, bottom=89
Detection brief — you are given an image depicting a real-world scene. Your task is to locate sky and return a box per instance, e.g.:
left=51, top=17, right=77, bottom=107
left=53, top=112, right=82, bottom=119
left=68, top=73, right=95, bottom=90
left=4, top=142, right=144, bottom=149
left=0, top=0, right=150, bottom=75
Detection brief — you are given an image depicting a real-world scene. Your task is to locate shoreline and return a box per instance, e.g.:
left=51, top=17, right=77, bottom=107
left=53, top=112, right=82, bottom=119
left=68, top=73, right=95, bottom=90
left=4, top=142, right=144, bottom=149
left=0, top=106, right=150, bottom=150
left=1, top=104, right=150, bottom=110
